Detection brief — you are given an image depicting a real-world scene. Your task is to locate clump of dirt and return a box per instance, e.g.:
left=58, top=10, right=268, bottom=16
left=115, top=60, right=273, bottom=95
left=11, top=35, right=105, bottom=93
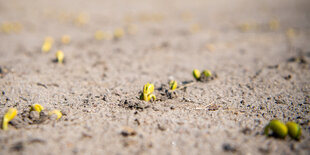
left=120, top=126, right=137, bottom=137
left=156, top=83, right=178, bottom=101
left=118, top=99, right=150, bottom=111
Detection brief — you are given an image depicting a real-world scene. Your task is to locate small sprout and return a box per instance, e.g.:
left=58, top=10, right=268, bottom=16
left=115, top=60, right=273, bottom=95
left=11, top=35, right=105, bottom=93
left=286, top=28, right=296, bottom=39
left=95, top=30, right=105, bottom=40
left=141, top=93, right=156, bottom=102
left=190, top=23, right=201, bottom=33
left=205, top=43, right=215, bottom=52
left=0, top=22, right=23, bottom=34
left=143, top=83, right=154, bottom=95
left=169, top=80, right=177, bottom=91
left=48, top=110, right=62, bottom=120
left=141, top=83, right=156, bottom=102
left=202, top=70, right=212, bottom=77
left=264, top=120, right=288, bottom=138
left=41, top=36, right=54, bottom=53
left=286, top=122, right=302, bottom=140
left=114, top=28, right=125, bottom=39
left=1, top=22, right=12, bottom=34
left=61, top=35, right=71, bottom=44
left=95, top=30, right=113, bottom=41
left=148, top=94, right=156, bottom=102
left=2, top=108, right=17, bottom=130
left=56, top=50, right=64, bottom=64
left=269, top=19, right=279, bottom=30
left=238, top=22, right=257, bottom=32
left=193, top=69, right=201, bottom=80
left=74, top=12, right=88, bottom=26
left=30, top=104, right=44, bottom=113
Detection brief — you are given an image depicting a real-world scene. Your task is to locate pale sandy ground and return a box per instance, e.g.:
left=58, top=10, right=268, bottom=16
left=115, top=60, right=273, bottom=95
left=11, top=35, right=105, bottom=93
left=0, top=0, right=310, bottom=154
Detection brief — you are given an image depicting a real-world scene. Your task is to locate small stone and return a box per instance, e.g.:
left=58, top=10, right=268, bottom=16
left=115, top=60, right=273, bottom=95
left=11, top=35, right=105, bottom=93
left=222, top=143, right=237, bottom=152
left=241, top=127, right=252, bottom=135
left=284, top=75, right=292, bottom=80
left=157, top=124, right=166, bottom=131
left=121, top=127, right=136, bottom=137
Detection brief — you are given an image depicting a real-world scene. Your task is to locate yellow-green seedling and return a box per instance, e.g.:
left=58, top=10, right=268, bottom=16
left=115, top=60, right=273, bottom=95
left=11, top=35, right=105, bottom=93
left=140, top=83, right=156, bottom=102
left=147, top=94, right=156, bottom=102
left=190, top=23, right=201, bottom=33
left=95, top=30, right=113, bottom=41
left=193, top=69, right=201, bottom=80
left=264, top=120, right=288, bottom=138
left=61, top=35, right=71, bottom=44
left=143, top=83, right=154, bottom=95
left=205, top=43, right=215, bottom=52
left=113, top=28, right=125, bottom=39
left=95, top=30, right=105, bottom=40
left=48, top=110, right=62, bottom=120
left=2, top=108, right=17, bottom=130
left=169, top=80, right=177, bottom=91
left=74, top=12, right=88, bottom=26
left=1, top=22, right=12, bottom=34
left=238, top=22, right=257, bottom=32
left=286, top=122, right=302, bottom=140
left=56, top=50, right=64, bottom=64
left=0, top=22, right=23, bottom=34
left=41, top=36, right=54, bottom=53
left=286, top=28, right=296, bottom=39
left=202, top=70, right=212, bottom=77
left=141, top=93, right=156, bottom=102
left=269, top=19, right=279, bottom=30
left=30, top=104, right=44, bottom=113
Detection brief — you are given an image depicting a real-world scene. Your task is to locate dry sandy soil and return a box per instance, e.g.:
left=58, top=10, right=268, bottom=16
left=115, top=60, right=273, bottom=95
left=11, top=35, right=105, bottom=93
left=0, top=0, right=310, bottom=154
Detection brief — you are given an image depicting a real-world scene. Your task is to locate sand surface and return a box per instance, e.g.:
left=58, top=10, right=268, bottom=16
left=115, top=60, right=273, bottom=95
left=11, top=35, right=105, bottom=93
left=0, top=0, right=310, bottom=154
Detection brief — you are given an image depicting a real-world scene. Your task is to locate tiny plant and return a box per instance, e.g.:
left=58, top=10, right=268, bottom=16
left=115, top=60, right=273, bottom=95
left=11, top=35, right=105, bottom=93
left=48, top=110, right=62, bottom=120
left=269, top=19, right=279, bottom=30
left=56, top=50, right=64, bottom=64
left=202, top=69, right=212, bottom=77
left=95, top=30, right=104, bottom=40
left=140, top=83, right=156, bottom=102
left=61, top=35, right=71, bottom=44
left=2, top=108, right=17, bottom=130
left=286, top=122, right=302, bottom=140
left=41, top=36, right=54, bottom=53
left=169, top=80, right=177, bottom=91
left=264, top=120, right=288, bottom=138
left=192, top=69, right=201, bottom=80
left=286, top=28, right=296, bottom=39
left=30, top=104, right=44, bottom=113
left=74, top=12, right=88, bottom=26
left=114, top=28, right=125, bottom=39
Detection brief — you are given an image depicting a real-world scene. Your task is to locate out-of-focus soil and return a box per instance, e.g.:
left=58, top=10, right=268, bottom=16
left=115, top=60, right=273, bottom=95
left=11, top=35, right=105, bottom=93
left=0, top=0, right=310, bottom=154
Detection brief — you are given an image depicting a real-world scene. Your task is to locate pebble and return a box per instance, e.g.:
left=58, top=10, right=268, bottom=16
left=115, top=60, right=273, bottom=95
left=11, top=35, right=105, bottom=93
left=222, top=143, right=237, bottom=152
